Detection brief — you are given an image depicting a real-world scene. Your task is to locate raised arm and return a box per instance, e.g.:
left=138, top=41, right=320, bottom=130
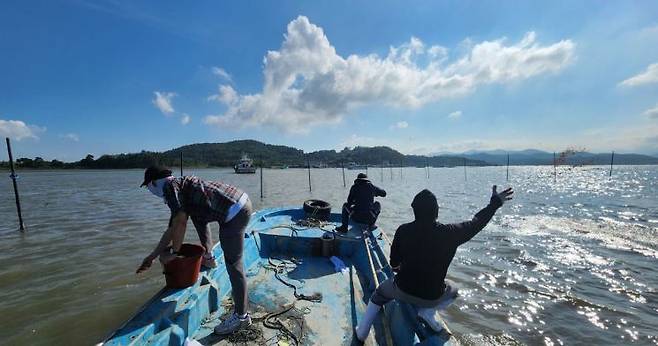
left=447, top=185, right=513, bottom=246
left=372, top=184, right=387, bottom=197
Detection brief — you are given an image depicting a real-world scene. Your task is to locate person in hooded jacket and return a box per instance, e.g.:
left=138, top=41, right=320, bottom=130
left=135, top=165, right=253, bottom=335
left=355, top=185, right=514, bottom=342
left=335, top=173, right=387, bottom=233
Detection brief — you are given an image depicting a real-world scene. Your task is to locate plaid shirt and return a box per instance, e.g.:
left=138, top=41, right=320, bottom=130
left=163, top=176, right=244, bottom=224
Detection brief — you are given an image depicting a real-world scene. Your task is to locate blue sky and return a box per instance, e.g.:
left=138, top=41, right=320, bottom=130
left=1, top=0, right=658, bottom=161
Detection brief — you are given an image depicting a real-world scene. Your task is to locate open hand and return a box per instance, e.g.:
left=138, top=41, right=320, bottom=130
left=492, top=185, right=514, bottom=205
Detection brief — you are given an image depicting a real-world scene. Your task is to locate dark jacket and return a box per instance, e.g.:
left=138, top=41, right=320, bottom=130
left=347, top=179, right=386, bottom=212
left=390, top=196, right=502, bottom=300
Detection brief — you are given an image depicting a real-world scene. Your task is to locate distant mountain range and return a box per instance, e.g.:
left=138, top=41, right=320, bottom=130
left=437, top=149, right=658, bottom=166
left=2, top=141, right=657, bottom=169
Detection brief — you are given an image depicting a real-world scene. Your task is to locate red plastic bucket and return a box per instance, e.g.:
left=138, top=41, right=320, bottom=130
left=163, top=243, right=206, bottom=289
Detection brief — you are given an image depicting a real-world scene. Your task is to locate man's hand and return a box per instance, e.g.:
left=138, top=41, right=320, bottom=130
left=492, top=185, right=514, bottom=205
left=136, top=255, right=155, bottom=274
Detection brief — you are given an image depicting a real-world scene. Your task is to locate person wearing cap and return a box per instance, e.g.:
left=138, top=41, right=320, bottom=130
left=355, top=185, right=514, bottom=341
left=335, top=172, right=387, bottom=233
left=135, top=165, right=253, bottom=335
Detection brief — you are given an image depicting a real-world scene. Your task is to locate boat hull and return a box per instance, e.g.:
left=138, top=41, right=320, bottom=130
left=102, top=207, right=455, bottom=345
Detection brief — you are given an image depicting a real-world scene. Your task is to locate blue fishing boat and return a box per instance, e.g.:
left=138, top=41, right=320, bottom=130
left=102, top=207, right=456, bottom=345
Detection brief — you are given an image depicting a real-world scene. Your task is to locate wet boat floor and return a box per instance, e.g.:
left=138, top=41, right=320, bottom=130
left=192, top=255, right=369, bottom=346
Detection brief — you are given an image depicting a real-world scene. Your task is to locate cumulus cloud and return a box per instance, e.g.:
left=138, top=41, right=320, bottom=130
left=208, top=85, right=238, bottom=104
left=180, top=113, right=191, bottom=125
left=644, top=104, right=658, bottom=119
left=205, top=16, right=575, bottom=133
left=212, top=67, right=232, bottom=82
left=59, top=133, right=80, bottom=142
left=619, top=63, right=658, bottom=87
left=0, top=119, right=45, bottom=141
left=152, top=91, right=176, bottom=115
left=448, top=110, right=462, bottom=119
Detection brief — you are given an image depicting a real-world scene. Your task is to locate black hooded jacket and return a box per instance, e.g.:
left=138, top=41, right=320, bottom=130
left=346, top=179, right=386, bottom=212
left=390, top=194, right=502, bottom=300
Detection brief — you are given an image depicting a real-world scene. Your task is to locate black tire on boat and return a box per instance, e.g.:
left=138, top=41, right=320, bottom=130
left=303, top=199, right=331, bottom=221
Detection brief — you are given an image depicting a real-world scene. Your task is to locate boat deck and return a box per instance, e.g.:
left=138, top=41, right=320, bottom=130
left=193, top=255, right=367, bottom=345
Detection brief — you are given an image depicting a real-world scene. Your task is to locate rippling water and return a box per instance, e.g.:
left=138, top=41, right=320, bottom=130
left=1, top=166, right=656, bottom=345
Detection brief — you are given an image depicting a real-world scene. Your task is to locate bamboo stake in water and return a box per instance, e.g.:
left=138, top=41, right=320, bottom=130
left=5, top=138, right=25, bottom=231
left=609, top=151, right=614, bottom=177
left=260, top=157, right=264, bottom=199
left=380, top=161, right=384, bottom=183
left=553, top=152, right=557, bottom=182
left=506, top=152, right=510, bottom=181
left=425, top=158, right=429, bottom=179
left=463, top=158, right=467, bottom=182
left=307, top=159, right=312, bottom=192
left=179, top=151, right=183, bottom=177
left=341, top=161, right=346, bottom=187
left=389, top=163, right=393, bottom=180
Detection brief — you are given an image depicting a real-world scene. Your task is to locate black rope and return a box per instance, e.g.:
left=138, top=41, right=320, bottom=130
left=265, top=258, right=323, bottom=303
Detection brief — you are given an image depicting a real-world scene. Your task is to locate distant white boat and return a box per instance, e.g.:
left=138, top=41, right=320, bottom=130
left=234, top=154, right=256, bottom=174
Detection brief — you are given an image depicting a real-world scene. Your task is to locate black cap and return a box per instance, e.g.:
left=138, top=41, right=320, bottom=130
left=140, top=165, right=172, bottom=187
left=356, top=173, right=368, bottom=180
left=411, top=189, right=439, bottom=221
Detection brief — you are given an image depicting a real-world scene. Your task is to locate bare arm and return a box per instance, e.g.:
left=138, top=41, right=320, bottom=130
left=136, top=211, right=188, bottom=274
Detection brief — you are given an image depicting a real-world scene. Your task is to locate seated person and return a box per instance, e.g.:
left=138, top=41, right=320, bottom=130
left=355, top=185, right=513, bottom=341
left=335, top=173, right=386, bottom=233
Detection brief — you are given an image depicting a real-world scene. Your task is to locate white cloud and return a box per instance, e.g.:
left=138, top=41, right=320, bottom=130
left=619, top=63, right=658, bottom=87
left=390, top=121, right=408, bottom=130
left=152, top=91, right=176, bottom=115
left=180, top=113, right=191, bottom=125
left=205, top=16, right=575, bottom=133
left=212, top=67, right=232, bottom=82
left=208, top=85, right=238, bottom=104
left=0, top=119, right=46, bottom=141
left=644, top=104, right=658, bottom=119
left=59, top=133, right=80, bottom=142
left=448, top=110, right=462, bottom=119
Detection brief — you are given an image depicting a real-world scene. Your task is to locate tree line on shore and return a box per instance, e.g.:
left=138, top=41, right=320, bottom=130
left=0, top=140, right=486, bottom=169
left=3, top=139, right=657, bottom=170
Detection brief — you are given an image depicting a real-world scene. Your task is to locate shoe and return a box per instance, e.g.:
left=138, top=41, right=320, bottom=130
left=335, top=225, right=348, bottom=233
left=202, top=255, right=217, bottom=268
left=417, top=307, right=443, bottom=332
left=213, top=313, right=252, bottom=335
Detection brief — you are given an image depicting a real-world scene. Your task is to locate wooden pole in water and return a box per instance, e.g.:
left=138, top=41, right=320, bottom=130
left=553, top=152, right=557, bottom=182
left=400, top=162, right=402, bottom=179
left=425, top=158, right=429, bottom=179
left=341, top=161, right=346, bottom=187
left=179, top=151, right=183, bottom=177
left=260, top=157, right=264, bottom=199
left=307, top=159, right=312, bottom=192
left=389, top=163, right=393, bottom=180
left=381, top=161, right=384, bottom=183
left=5, top=138, right=25, bottom=231
left=506, top=152, right=510, bottom=181
left=463, top=157, right=467, bottom=182
left=609, top=151, right=614, bottom=177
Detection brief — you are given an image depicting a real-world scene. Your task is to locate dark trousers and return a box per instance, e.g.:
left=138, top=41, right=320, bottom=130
left=341, top=201, right=381, bottom=227
left=193, top=198, right=252, bottom=315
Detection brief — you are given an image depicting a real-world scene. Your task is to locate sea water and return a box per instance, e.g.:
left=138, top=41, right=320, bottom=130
left=0, top=166, right=656, bottom=345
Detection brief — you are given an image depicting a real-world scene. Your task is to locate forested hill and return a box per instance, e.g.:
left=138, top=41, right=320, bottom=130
left=1, top=140, right=487, bottom=169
